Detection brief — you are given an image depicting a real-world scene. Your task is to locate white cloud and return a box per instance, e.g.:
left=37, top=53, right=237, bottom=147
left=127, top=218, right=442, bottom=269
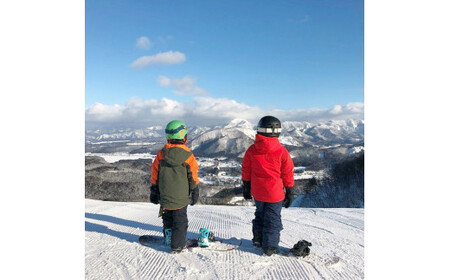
left=157, top=76, right=208, bottom=95
left=191, top=96, right=262, bottom=121
left=136, top=36, right=152, bottom=50
left=156, top=76, right=171, bottom=87
left=130, top=51, right=186, bottom=69
left=85, top=103, right=123, bottom=122
left=86, top=97, right=364, bottom=128
left=329, top=104, right=343, bottom=115
left=270, top=102, right=364, bottom=123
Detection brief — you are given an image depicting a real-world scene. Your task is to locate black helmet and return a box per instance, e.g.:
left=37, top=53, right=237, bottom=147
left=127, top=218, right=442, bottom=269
left=257, top=116, right=282, bottom=137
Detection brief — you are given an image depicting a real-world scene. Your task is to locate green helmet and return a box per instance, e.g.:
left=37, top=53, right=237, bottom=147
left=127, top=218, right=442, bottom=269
left=165, top=120, right=187, bottom=140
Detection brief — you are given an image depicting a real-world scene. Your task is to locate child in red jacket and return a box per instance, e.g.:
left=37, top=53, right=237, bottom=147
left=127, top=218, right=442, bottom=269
left=242, top=116, right=295, bottom=256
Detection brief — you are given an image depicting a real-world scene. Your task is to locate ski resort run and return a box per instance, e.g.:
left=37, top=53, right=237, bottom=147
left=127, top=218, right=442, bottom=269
left=85, top=199, right=364, bottom=279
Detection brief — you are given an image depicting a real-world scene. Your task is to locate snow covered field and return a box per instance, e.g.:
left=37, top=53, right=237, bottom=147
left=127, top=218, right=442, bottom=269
left=85, top=199, right=364, bottom=279
left=85, top=152, right=156, bottom=163
left=86, top=152, right=324, bottom=187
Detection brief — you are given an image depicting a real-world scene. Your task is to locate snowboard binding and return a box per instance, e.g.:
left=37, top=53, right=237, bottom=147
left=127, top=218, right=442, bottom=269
left=290, top=240, right=312, bottom=257
left=164, top=228, right=172, bottom=246
left=197, top=228, right=215, bottom=247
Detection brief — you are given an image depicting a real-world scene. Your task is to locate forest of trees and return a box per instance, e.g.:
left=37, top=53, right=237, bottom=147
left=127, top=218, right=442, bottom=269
left=299, top=154, right=364, bottom=208
left=85, top=152, right=364, bottom=208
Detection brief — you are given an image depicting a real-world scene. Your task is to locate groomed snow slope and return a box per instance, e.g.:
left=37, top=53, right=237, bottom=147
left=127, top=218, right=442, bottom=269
left=85, top=199, right=364, bottom=279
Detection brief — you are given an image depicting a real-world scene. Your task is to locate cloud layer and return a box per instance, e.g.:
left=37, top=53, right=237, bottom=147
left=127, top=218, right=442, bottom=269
left=157, top=76, right=208, bottom=95
left=86, top=97, right=364, bottom=128
left=130, top=51, right=186, bottom=69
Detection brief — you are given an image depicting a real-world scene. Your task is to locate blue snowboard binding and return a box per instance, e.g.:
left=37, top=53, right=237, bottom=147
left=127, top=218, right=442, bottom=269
left=198, top=228, right=215, bottom=247
left=164, top=228, right=172, bottom=246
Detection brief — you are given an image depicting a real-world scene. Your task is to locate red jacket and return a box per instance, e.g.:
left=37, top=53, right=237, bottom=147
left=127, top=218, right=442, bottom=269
left=242, top=134, right=295, bottom=203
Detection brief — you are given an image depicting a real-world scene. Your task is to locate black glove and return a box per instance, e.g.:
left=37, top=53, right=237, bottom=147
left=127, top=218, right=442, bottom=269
left=283, top=187, right=294, bottom=208
left=291, top=240, right=312, bottom=257
left=190, top=187, right=199, bottom=205
left=242, top=181, right=252, bottom=200
left=150, top=184, right=160, bottom=204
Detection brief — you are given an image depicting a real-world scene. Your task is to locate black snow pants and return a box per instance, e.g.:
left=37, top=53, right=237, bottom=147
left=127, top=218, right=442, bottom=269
left=252, top=199, right=284, bottom=249
left=162, top=206, right=188, bottom=250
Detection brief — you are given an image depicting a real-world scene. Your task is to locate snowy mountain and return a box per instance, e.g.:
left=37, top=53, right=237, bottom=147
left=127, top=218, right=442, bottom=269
left=85, top=199, right=364, bottom=279
left=85, top=127, right=164, bottom=143
left=86, top=119, right=364, bottom=157
left=85, top=125, right=212, bottom=143
left=189, top=119, right=255, bottom=157
left=297, top=120, right=364, bottom=145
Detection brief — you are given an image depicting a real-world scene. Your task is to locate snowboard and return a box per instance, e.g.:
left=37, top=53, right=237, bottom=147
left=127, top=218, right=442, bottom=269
left=252, top=246, right=306, bottom=258
left=253, top=246, right=340, bottom=267
left=138, top=235, right=242, bottom=252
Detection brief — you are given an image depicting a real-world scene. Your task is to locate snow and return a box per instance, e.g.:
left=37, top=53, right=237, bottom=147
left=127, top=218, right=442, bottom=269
left=294, top=170, right=325, bottom=181
left=126, top=142, right=156, bottom=146
left=294, top=173, right=315, bottom=180
left=196, top=157, right=241, bottom=169
left=86, top=199, right=364, bottom=279
left=88, top=140, right=131, bottom=145
left=294, top=167, right=307, bottom=172
left=227, top=196, right=253, bottom=205
left=278, top=134, right=301, bottom=146
left=347, top=146, right=364, bottom=155
left=85, top=152, right=156, bottom=163
left=224, top=119, right=254, bottom=131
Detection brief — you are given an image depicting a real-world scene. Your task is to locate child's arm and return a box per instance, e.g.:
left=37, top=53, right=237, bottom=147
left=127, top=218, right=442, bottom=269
left=186, top=154, right=200, bottom=205
left=280, top=148, right=295, bottom=188
left=185, top=153, right=199, bottom=192
left=241, top=149, right=252, bottom=182
left=281, top=149, right=295, bottom=207
left=150, top=150, right=163, bottom=204
left=151, top=150, right=163, bottom=185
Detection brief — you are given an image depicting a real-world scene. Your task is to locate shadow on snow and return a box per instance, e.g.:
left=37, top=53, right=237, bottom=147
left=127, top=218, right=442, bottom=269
left=85, top=212, right=271, bottom=255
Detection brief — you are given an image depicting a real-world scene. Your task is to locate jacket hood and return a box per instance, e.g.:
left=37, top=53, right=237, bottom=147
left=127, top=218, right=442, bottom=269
left=162, top=144, right=191, bottom=166
left=253, top=134, right=283, bottom=153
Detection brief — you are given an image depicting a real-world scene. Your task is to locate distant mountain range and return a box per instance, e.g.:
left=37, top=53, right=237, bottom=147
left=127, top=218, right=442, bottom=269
left=86, top=119, right=364, bottom=157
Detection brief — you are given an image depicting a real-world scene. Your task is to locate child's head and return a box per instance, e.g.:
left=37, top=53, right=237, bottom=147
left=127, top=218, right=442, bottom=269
left=256, top=116, right=281, bottom=137
left=165, top=120, right=188, bottom=144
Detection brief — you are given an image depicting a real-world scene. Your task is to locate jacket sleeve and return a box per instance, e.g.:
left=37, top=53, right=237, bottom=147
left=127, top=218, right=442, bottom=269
left=185, top=153, right=199, bottom=185
left=151, top=150, right=163, bottom=185
left=241, top=148, right=252, bottom=181
left=281, top=148, right=294, bottom=187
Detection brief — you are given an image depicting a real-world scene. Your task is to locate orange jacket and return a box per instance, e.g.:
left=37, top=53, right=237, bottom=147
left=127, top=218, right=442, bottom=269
left=151, top=143, right=199, bottom=209
left=151, top=143, right=199, bottom=185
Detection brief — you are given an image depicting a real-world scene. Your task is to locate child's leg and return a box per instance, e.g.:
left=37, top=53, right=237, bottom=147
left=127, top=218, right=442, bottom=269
left=171, top=206, right=188, bottom=250
left=252, top=199, right=265, bottom=246
left=162, top=210, right=173, bottom=244
left=261, top=200, right=284, bottom=251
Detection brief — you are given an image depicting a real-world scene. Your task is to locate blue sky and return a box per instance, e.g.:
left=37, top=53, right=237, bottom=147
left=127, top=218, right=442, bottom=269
left=85, top=0, right=364, bottom=127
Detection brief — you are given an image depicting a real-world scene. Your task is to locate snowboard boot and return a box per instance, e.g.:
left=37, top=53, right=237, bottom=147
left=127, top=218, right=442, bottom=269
left=164, top=228, right=172, bottom=246
left=252, top=230, right=262, bottom=247
left=171, top=246, right=185, bottom=254
left=263, top=247, right=278, bottom=256
left=198, top=228, right=211, bottom=247
left=207, top=230, right=216, bottom=242
left=290, top=240, right=312, bottom=257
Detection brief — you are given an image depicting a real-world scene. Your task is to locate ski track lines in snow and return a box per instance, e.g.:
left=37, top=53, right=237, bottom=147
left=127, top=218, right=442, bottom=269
left=85, top=199, right=364, bottom=279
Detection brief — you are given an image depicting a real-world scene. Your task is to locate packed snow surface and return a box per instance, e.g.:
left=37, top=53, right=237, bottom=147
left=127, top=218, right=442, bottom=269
left=85, top=199, right=364, bottom=279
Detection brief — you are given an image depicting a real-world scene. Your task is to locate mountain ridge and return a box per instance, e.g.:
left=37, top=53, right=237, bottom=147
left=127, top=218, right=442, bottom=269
left=86, top=118, right=364, bottom=157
